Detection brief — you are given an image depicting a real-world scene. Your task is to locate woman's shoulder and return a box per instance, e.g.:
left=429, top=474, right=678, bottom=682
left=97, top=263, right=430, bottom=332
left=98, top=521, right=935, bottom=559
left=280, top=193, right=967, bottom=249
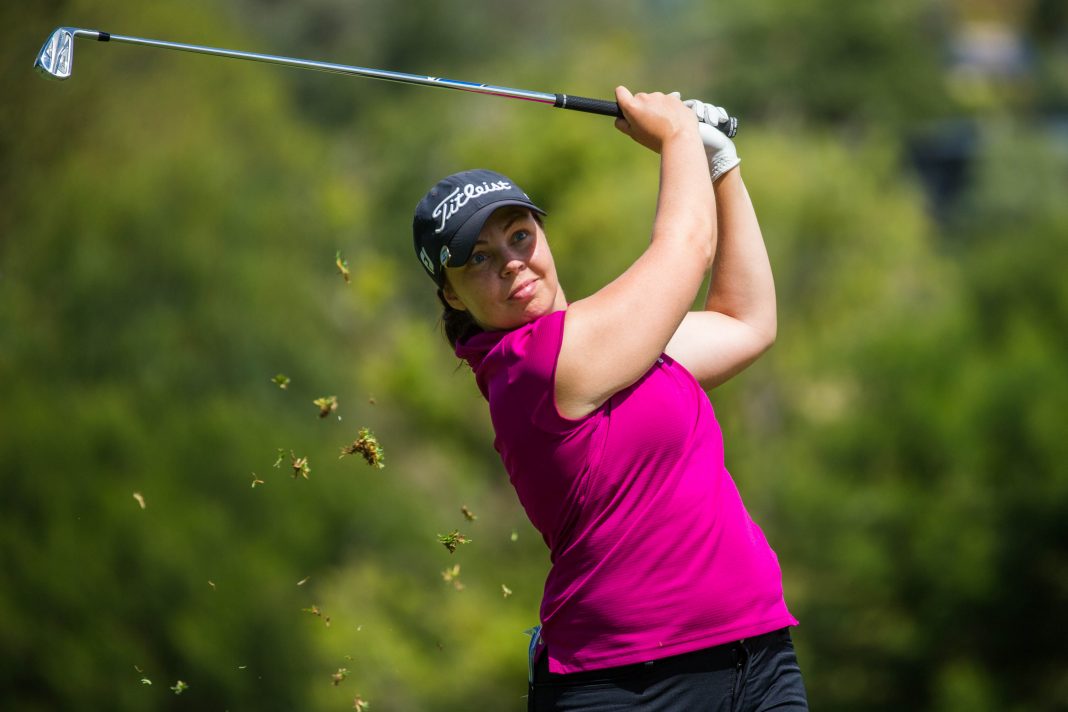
left=460, top=309, right=564, bottom=362
left=458, top=310, right=567, bottom=394
left=506, top=309, right=566, bottom=361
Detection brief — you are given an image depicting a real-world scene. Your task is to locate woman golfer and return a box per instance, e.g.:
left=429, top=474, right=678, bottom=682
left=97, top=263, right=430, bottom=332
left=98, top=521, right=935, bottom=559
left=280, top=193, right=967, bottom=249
left=412, top=87, right=808, bottom=711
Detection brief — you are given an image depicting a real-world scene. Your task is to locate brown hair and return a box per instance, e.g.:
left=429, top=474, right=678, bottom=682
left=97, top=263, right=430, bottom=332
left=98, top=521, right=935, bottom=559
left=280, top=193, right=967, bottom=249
left=437, top=288, right=482, bottom=348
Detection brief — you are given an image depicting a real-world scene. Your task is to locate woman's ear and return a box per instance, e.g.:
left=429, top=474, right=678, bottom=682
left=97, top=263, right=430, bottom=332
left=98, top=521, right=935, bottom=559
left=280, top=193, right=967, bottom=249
left=440, top=281, right=467, bottom=311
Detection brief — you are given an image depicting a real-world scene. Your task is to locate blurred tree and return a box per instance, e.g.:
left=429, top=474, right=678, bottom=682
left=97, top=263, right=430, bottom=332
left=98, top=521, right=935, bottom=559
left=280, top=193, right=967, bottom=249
left=684, top=0, right=957, bottom=129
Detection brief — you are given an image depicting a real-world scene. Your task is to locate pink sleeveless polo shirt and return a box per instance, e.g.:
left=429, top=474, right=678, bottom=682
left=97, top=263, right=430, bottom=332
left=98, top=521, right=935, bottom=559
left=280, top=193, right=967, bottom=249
left=456, top=309, right=797, bottom=674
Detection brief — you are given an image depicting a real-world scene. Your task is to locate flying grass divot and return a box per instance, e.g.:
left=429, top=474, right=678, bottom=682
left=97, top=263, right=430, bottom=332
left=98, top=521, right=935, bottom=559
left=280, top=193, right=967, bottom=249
left=134, top=665, right=151, bottom=686
left=302, top=604, right=331, bottom=627
left=442, top=564, right=464, bottom=591
left=340, top=428, right=385, bottom=468
left=314, top=395, right=339, bottom=418
left=437, top=530, right=471, bottom=554
left=335, top=251, right=351, bottom=284
left=255, top=448, right=310, bottom=482
left=274, top=449, right=311, bottom=479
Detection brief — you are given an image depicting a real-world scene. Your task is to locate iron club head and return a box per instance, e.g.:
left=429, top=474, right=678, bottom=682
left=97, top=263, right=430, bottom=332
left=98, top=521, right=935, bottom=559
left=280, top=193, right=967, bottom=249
left=35, top=27, right=76, bottom=79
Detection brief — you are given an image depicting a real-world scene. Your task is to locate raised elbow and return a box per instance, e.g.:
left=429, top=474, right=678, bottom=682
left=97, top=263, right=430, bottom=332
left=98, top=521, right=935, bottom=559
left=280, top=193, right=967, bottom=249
left=759, top=327, right=776, bottom=355
left=751, top=316, right=777, bottom=356
left=696, top=236, right=715, bottom=271
left=691, top=218, right=716, bottom=270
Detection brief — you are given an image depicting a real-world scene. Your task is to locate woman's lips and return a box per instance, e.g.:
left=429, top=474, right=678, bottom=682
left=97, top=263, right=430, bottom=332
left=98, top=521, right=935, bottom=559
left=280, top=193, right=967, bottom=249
left=509, top=278, right=538, bottom=301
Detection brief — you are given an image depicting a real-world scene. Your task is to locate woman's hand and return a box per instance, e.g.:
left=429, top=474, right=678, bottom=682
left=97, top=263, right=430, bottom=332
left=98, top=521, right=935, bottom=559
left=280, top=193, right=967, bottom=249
left=683, top=98, right=741, bottom=182
left=613, top=86, right=699, bottom=154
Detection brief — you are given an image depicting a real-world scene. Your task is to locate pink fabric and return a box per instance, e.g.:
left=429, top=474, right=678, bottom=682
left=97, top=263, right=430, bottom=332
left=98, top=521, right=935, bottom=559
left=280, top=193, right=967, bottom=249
left=456, top=309, right=797, bottom=674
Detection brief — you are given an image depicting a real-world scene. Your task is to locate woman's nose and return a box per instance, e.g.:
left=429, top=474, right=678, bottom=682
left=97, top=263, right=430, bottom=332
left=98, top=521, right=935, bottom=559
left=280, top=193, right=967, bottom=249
left=500, top=251, right=525, bottom=277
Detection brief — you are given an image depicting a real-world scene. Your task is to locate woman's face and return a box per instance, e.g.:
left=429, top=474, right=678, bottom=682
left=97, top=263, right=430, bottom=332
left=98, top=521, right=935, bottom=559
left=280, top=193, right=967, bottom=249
left=441, top=206, right=566, bottom=331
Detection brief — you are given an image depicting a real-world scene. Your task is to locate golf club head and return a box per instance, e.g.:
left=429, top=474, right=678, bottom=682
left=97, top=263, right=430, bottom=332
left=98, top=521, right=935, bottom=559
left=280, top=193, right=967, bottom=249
left=35, top=27, right=75, bottom=80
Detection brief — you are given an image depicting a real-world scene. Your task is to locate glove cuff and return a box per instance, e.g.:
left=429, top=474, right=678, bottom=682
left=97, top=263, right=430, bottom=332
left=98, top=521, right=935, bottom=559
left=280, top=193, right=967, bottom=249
left=710, top=155, right=741, bottom=183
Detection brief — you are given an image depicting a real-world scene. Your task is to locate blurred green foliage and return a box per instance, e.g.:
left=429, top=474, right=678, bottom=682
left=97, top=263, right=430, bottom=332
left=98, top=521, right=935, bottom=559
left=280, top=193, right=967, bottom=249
left=2, top=0, right=1066, bottom=710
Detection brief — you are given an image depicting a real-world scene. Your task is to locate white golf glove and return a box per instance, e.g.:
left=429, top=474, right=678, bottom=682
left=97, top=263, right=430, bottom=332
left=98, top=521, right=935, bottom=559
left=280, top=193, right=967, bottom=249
left=683, top=98, right=740, bottom=182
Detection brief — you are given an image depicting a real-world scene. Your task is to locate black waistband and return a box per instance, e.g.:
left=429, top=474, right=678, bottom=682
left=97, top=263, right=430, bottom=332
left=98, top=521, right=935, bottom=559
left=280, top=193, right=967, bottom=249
left=533, top=627, right=791, bottom=685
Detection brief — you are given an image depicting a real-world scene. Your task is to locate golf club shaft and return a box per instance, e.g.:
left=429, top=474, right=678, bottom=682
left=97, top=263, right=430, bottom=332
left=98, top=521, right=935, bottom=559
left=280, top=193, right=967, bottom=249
left=46, top=28, right=738, bottom=136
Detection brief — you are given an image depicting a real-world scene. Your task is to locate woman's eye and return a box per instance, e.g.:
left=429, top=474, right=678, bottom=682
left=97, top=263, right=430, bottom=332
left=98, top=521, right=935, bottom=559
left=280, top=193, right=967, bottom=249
left=513, top=230, right=530, bottom=243
left=469, top=253, right=488, bottom=266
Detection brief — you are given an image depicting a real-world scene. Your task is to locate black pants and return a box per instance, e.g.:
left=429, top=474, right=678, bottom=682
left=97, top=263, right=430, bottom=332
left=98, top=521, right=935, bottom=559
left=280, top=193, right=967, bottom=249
left=530, top=628, right=808, bottom=712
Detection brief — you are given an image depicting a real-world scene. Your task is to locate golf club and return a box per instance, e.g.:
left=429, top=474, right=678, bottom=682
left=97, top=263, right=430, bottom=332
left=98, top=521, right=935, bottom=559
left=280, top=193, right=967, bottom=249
left=34, top=26, right=738, bottom=138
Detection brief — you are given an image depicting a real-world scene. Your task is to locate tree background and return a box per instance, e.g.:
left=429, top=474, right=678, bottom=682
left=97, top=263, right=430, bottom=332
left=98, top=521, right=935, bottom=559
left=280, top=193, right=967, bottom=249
left=2, top=1, right=1066, bottom=710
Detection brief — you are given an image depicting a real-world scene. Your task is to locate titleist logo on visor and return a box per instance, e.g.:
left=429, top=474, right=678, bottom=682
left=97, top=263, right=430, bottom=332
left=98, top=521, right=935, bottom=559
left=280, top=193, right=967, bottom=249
left=432, top=180, right=513, bottom=233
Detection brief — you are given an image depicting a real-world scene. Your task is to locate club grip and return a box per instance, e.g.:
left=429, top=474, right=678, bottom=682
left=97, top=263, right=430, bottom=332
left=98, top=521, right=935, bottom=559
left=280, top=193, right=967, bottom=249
left=553, top=93, right=738, bottom=137
left=553, top=93, right=622, bottom=117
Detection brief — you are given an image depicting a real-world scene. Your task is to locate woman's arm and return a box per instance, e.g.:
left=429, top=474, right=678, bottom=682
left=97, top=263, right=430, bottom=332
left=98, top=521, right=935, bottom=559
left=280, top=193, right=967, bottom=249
left=554, top=87, right=716, bottom=419
left=665, top=166, right=777, bottom=389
